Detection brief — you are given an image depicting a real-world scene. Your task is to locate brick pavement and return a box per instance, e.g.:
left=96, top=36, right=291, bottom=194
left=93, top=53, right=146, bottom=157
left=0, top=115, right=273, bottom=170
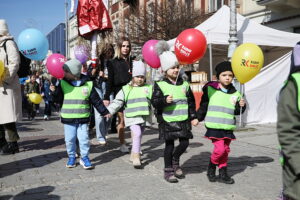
left=0, top=111, right=281, bottom=200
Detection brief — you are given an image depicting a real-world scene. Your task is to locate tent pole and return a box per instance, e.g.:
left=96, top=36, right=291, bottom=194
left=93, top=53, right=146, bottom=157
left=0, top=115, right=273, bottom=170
left=209, top=43, right=213, bottom=81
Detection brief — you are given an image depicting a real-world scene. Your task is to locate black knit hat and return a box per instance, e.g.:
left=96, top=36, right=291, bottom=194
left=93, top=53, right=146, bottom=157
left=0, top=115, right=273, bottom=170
left=215, top=61, right=233, bottom=79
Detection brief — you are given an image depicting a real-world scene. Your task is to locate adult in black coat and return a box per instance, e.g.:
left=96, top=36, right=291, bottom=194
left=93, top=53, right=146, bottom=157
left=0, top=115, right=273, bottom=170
left=103, top=38, right=133, bottom=153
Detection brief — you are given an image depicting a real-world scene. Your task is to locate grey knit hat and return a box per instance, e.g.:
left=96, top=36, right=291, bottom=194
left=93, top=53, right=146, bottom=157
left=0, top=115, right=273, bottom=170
left=63, top=59, right=82, bottom=78
left=155, top=40, right=179, bottom=72
left=132, top=60, right=146, bottom=77
left=0, top=19, right=9, bottom=35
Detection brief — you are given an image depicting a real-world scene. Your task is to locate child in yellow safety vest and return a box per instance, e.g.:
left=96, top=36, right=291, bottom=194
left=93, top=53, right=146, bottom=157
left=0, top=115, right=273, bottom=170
left=106, top=60, right=152, bottom=168
left=151, top=40, right=199, bottom=183
left=51, top=59, right=109, bottom=170
left=196, top=61, right=246, bottom=184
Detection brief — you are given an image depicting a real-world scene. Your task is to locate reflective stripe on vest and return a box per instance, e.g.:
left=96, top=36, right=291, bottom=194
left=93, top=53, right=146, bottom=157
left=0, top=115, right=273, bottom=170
left=156, top=81, right=189, bottom=122
left=122, top=84, right=152, bottom=117
left=204, top=86, right=241, bottom=130
left=290, top=73, right=300, bottom=111
left=60, top=80, right=92, bottom=119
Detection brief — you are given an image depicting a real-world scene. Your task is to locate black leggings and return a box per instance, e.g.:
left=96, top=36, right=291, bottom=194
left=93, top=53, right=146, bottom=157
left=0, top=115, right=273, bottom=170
left=164, top=138, right=189, bottom=168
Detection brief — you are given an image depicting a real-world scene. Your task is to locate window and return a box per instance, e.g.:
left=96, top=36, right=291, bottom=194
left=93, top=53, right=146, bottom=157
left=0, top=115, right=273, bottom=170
left=124, top=18, right=129, bottom=37
left=147, top=2, right=155, bottom=32
left=209, top=0, right=224, bottom=12
left=113, top=21, right=119, bottom=32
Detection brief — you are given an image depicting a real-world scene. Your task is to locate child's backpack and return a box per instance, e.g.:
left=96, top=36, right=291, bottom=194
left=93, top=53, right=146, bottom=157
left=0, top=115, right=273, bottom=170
left=1, top=39, right=31, bottom=78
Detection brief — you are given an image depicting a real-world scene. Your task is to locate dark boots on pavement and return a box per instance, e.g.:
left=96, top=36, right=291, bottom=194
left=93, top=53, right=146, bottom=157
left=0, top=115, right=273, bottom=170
left=218, top=167, right=234, bottom=184
left=207, top=160, right=217, bottom=182
left=164, top=168, right=178, bottom=183
left=0, top=137, right=8, bottom=153
left=1, top=141, right=19, bottom=154
left=172, top=159, right=185, bottom=179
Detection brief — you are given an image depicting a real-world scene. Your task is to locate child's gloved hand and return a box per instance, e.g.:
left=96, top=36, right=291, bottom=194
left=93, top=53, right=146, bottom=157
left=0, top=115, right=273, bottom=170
left=239, top=98, right=245, bottom=107
left=50, top=85, right=55, bottom=92
left=191, top=119, right=199, bottom=126
left=166, top=95, right=173, bottom=103
left=104, top=114, right=111, bottom=118
left=103, top=100, right=110, bottom=107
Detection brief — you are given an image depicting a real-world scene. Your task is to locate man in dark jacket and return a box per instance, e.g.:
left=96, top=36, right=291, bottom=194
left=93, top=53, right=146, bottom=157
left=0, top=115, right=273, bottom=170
left=277, top=42, right=300, bottom=200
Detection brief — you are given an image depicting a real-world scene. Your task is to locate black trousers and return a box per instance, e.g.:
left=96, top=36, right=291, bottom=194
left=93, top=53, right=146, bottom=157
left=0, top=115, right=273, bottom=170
left=0, top=122, right=20, bottom=142
left=164, top=138, right=189, bottom=168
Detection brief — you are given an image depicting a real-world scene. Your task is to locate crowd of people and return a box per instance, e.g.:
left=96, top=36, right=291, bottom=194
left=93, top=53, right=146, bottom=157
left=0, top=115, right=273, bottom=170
left=0, top=20, right=246, bottom=185
left=1, top=15, right=300, bottom=199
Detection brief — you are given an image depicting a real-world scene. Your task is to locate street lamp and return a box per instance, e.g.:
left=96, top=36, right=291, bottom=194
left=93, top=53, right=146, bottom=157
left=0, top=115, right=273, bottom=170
left=227, top=0, right=238, bottom=60
left=227, top=0, right=244, bottom=127
left=65, top=0, right=69, bottom=59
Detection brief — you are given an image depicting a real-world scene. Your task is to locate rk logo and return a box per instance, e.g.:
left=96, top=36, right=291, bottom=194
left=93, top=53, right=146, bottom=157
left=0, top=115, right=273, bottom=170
left=241, top=59, right=249, bottom=67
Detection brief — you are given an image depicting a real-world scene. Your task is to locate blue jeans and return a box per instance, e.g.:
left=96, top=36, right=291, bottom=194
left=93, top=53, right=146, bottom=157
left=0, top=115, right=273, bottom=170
left=64, top=123, right=89, bottom=158
left=94, top=82, right=112, bottom=142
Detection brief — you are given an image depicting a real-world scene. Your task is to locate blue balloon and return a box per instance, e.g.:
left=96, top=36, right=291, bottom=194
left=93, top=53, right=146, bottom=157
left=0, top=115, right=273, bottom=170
left=17, top=28, right=49, bottom=61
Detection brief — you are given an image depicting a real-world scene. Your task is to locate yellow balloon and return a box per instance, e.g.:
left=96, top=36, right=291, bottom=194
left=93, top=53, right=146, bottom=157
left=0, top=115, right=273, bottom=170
left=231, top=43, right=264, bottom=84
left=29, top=93, right=43, bottom=104
left=0, top=60, right=4, bottom=77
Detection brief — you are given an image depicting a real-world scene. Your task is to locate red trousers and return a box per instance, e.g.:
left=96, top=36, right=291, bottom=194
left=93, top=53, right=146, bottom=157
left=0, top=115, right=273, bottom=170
left=211, top=139, right=231, bottom=168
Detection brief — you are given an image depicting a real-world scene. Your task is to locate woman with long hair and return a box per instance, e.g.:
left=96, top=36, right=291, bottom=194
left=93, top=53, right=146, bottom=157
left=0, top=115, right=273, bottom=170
left=103, top=38, right=133, bottom=152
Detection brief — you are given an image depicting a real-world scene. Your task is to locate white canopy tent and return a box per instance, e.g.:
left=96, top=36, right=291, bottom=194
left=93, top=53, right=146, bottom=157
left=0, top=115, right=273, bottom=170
left=167, top=5, right=300, bottom=124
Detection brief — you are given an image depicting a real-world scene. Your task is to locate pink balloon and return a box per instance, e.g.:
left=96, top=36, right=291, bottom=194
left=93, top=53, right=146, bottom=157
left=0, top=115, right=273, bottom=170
left=142, top=40, right=161, bottom=69
left=46, top=54, right=66, bottom=79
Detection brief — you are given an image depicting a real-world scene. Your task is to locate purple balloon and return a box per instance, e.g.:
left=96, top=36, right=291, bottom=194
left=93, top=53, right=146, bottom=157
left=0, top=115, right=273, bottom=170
left=74, top=45, right=89, bottom=64
left=142, top=40, right=161, bottom=69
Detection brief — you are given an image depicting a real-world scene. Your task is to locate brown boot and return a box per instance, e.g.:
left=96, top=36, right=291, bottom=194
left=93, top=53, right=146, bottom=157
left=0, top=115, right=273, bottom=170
left=132, top=153, right=142, bottom=168
left=172, top=159, right=185, bottom=179
left=164, top=168, right=178, bottom=183
left=129, top=151, right=134, bottom=162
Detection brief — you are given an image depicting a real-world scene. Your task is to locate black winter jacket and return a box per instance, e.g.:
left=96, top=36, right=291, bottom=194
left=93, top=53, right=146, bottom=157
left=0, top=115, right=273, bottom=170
left=104, top=57, right=133, bottom=100
left=151, top=77, right=197, bottom=140
left=52, top=75, right=109, bottom=124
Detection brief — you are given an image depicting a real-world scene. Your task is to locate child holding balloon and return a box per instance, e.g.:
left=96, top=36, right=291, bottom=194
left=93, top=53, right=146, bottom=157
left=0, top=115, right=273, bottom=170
left=151, top=40, right=199, bottom=183
left=196, top=61, right=246, bottom=184
left=51, top=59, right=109, bottom=170
left=24, top=74, right=40, bottom=121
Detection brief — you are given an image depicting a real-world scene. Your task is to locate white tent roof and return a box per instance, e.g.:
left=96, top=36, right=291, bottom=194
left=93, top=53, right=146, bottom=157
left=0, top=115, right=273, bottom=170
left=166, top=6, right=300, bottom=125
left=168, top=5, right=300, bottom=48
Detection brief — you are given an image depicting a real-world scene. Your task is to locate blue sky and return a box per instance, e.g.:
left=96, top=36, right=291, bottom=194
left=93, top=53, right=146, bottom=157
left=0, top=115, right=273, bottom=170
left=0, top=0, right=71, bottom=39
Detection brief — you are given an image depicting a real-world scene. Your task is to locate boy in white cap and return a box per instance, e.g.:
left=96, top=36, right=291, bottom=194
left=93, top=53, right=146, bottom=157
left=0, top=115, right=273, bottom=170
left=51, top=59, right=109, bottom=169
left=107, top=60, right=152, bottom=168
left=151, top=41, right=199, bottom=183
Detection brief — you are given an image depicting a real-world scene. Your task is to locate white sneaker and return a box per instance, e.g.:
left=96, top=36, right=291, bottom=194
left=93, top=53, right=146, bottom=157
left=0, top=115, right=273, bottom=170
left=99, top=141, right=106, bottom=145
left=119, top=144, right=129, bottom=153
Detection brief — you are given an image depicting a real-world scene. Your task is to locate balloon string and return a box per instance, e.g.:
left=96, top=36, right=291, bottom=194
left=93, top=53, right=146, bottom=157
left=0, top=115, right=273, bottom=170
left=175, top=68, right=182, bottom=85
left=239, top=83, right=244, bottom=127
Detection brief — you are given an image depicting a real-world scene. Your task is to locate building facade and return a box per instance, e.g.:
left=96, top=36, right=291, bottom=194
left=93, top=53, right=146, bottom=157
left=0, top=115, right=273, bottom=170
left=68, top=14, right=80, bottom=59
left=65, top=0, right=300, bottom=60
left=47, top=23, right=66, bottom=56
left=241, top=0, right=300, bottom=33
